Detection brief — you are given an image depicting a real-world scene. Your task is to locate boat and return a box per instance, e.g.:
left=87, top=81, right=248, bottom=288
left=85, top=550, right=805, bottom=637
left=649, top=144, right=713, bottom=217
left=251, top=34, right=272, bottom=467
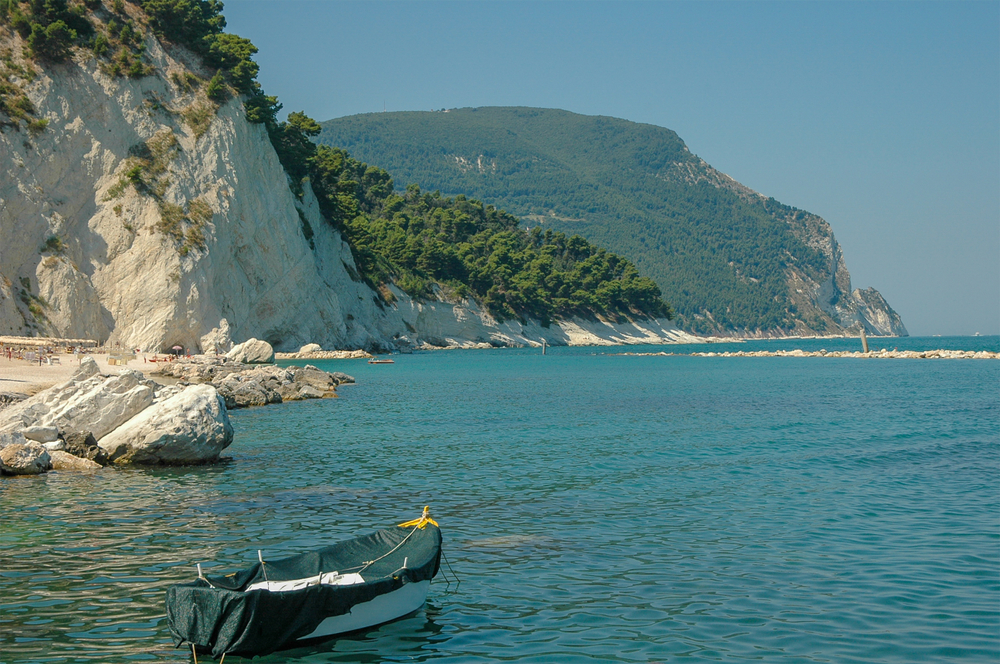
left=166, top=508, right=442, bottom=659
left=368, top=358, right=395, bottom=364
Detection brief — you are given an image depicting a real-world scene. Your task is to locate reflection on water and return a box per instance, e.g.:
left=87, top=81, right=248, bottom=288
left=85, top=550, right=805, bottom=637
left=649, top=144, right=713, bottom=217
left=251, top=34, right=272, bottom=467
left=1, top=342, right=997, bottom=663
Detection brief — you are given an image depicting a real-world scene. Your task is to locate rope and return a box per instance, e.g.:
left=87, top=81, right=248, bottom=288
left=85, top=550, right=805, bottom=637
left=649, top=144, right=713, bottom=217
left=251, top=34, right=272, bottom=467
left=357, top=524, right=421, bottom=576
left=440, top=549, right=461, bottom=589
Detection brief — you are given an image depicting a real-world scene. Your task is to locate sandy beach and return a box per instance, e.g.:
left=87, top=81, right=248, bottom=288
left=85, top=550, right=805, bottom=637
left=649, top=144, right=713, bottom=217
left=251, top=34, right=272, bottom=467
left=0, top=353, right=162, bottom=395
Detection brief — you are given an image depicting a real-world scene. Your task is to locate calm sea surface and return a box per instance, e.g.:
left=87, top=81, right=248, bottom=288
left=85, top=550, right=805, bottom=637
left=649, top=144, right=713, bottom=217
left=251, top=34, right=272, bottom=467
left=1, top=336, right=998, bottom=663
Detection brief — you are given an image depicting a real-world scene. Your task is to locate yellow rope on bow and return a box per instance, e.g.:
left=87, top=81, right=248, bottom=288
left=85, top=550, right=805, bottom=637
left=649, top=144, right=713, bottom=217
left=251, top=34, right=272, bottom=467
left=398, top=506, right=438, bottom=529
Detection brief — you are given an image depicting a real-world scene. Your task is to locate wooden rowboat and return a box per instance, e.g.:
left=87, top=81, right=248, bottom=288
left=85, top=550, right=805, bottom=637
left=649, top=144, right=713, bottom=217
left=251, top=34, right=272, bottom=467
left=166, top=508, right=442, bottom=659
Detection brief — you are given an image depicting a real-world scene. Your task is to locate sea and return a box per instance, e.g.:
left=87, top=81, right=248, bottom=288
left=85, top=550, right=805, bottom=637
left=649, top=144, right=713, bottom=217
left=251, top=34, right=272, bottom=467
left=1, top=336, right=997, bottom=663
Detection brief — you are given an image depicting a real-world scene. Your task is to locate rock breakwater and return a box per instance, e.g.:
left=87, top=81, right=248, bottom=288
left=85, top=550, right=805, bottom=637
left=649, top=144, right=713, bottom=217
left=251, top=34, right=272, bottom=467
left=149, top=356, right=354, bottom=409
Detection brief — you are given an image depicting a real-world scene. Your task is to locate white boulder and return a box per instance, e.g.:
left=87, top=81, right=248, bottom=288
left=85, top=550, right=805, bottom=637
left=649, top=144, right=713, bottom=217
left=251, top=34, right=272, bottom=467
left=298, top=343, right=322, bottom=354
left=0, top=369, right=154, bottom=441
left=98, top=384, right=234, bottom=465
left=226, top=338, right=275, bottom=364
left=21, top=425, right=60, bottom=443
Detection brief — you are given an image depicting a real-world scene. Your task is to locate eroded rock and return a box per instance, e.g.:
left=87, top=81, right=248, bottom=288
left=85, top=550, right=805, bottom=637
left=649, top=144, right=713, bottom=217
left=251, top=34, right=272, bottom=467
left=98, top=384, right=233, bottom=465
left=0, top=440, right=51, bottom=475
left=0, top=369, right=154, bottom=441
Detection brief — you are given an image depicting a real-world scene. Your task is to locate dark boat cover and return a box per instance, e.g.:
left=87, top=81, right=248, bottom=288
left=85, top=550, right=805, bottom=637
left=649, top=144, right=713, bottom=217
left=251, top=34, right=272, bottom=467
left=166, top=522, right=442, bottom=657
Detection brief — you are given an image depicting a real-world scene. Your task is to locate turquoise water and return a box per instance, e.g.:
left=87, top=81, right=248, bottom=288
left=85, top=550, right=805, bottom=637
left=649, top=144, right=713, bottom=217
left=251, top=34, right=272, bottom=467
left=1, top=337, right=997, bottom=663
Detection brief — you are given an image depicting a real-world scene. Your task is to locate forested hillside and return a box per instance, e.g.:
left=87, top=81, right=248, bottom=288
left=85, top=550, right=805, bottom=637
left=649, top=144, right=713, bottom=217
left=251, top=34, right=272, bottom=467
left=318, top=108, right=897, bottom=335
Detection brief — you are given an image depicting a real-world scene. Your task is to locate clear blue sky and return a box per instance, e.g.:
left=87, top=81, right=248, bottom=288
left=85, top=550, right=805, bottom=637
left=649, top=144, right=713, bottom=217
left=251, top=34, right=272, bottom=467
left=223, top=0, right=999, bottom=337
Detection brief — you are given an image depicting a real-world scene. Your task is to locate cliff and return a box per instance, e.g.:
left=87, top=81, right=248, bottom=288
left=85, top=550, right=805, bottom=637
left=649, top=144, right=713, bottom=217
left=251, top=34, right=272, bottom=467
left=0, top=23, right=689, bottom=351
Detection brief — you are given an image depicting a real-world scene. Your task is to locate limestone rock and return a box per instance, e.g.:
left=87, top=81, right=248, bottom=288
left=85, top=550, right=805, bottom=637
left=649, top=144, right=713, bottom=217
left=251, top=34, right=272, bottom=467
left=21, top=425, right=60, bottom=443
left=50, top=450, right=102, bottom=471
left=0, top=440, right=51, bottom=475
left=299, top=343, right=322, bottom=354
left=98, top=385, right=234, bottom=465
left=72, top=356, right=101, bottom=381
left=63, top=431, right=110, bottom=467
left=43, top=440, right=66, bottom=452
left=0, top=431, right=27, bottom=450
left=226, top=338, right=275, bottom=364
left=0, top=370, right=154, bottom=441
left=201, top=319, right=233, bottom=355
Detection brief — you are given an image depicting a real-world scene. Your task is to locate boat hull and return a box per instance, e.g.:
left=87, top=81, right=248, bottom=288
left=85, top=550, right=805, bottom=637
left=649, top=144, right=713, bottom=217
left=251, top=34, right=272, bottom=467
left=297, top=579, right=430, bottom=641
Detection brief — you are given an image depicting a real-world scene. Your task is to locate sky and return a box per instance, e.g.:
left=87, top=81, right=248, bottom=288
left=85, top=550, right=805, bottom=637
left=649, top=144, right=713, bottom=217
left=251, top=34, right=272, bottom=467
left=223, top=0, right=999, bottom=337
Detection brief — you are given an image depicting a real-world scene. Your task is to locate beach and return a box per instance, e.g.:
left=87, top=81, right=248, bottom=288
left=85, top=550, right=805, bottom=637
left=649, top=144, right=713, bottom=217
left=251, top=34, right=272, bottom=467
left=0, top=352, right=168, bottom=395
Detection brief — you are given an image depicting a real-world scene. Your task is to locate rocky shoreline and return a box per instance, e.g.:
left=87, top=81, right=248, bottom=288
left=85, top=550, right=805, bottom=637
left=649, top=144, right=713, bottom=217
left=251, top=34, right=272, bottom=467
left=0, top=339, right=353, bottom=476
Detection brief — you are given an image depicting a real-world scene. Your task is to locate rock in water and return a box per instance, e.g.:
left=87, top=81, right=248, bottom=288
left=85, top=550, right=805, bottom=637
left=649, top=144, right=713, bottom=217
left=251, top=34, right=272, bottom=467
left=62, top=431, right=110, bottom=467
left=98, top=385, right=234, bottom=465
left=0, top=440, right=51, bottom=475
left=49, top=450, right=102, bottom=471
left=226, top=338, right=275, bottom=364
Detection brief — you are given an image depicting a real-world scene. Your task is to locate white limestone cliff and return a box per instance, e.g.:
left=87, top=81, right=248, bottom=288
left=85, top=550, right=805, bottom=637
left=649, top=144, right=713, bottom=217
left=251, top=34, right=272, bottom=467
left=0, top=27, right=716, bottom=352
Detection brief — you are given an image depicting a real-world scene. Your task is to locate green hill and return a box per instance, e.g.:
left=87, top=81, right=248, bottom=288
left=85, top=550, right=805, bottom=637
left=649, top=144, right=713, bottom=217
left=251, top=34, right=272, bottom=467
left=318, top=107, right=871, bottom=335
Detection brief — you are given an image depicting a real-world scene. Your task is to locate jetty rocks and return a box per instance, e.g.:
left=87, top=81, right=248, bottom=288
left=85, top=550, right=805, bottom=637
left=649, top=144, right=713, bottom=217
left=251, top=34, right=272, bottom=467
left=151, top=355, right=355, bottom=409
left=0, top=357, right=233, bottom=473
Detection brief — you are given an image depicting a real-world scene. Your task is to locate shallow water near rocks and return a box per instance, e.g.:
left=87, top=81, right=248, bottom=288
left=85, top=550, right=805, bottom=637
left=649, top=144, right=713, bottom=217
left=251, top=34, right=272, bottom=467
left=1, top=336, right=997, bottom=663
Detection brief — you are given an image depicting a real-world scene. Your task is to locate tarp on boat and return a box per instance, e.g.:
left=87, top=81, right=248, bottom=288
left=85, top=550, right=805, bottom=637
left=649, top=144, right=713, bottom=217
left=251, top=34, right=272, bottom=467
left=166, top=523, right=441, bottom=657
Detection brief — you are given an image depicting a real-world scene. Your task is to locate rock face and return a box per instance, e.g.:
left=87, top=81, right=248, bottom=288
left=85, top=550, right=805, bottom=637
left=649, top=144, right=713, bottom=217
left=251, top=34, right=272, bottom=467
left=200, top=319, right=232, bottom=355
left=226, top=338, right=274, bottom=364
left=98, top=384, right=233, bottom=465
left=21, top=425, right=60, bottom=443
left=0, top=28, right=411, bottom=351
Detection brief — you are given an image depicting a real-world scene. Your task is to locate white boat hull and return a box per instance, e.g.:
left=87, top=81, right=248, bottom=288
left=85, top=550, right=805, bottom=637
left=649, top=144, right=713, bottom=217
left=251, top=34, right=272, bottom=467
left=296, top=580, right=431, bottom=641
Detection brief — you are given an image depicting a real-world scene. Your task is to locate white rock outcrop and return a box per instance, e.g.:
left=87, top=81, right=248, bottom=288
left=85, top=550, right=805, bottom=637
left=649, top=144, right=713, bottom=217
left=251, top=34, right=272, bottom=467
left=0, top=369, right=154, bottom=441
left=98, top=384, right=233, bottom=465
left=226, top=338, right=274, bottom=364
left=200, top=319, right=232, bottom=355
